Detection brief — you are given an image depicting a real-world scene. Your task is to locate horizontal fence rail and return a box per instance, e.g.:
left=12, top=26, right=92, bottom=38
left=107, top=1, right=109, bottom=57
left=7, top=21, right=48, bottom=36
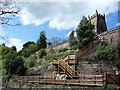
left=12, top=74, right=106, bottom=87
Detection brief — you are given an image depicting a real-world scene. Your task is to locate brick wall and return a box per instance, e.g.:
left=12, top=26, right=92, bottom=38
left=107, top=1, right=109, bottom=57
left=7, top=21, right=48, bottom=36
left=98, top=26, right=120, bottom=43
left=45, top=42, right=70, bottom=52
left=46, top=26, right=120, bottom=52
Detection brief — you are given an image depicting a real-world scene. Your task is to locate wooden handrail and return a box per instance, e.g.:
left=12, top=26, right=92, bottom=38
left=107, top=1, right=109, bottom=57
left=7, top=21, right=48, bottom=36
left=77, top=36, right=100, bottom=58
left=63, top=54, right=76, bottom=62
left=77, top=36, right=100, bottom=53
left=59, top=60, right=76, bottom=76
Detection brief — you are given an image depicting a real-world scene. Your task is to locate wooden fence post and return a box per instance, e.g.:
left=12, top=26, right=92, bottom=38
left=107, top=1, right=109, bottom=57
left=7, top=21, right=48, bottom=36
left=58, top=61, right=60, bottom=74
left=94, top=76, right=96, bottom=85
left=118, top=73, right=120, bottom=84
left=27, top=76, right=28, bottom=84
left=39, top=76, right=40, bottom=84
left=103, top=72, right=107, bottom=86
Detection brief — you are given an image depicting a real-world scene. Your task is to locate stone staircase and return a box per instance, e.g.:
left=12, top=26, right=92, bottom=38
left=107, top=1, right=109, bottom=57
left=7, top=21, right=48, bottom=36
left=52, top=36, right=101, bottom=78
left=77, top=61, right=118, bottom=75
left=76, top=36, right=100, bottom=59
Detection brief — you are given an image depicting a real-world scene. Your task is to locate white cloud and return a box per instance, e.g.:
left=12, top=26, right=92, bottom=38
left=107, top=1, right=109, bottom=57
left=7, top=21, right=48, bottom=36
left=116, top=23, right=120, bottom=26
left=17, top=0, right=118, bottom=30
left=66, top=31, right=72, bottom=37
left=6, top=38, right=25, bottom=51
left=0, top=27, right=24, bottom=51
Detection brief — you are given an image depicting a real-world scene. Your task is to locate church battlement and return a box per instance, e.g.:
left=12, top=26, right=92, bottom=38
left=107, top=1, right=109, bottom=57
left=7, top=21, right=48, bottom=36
left=88, top=10, right=107, bottom=35
left=88, top=10, right=105, bottom=20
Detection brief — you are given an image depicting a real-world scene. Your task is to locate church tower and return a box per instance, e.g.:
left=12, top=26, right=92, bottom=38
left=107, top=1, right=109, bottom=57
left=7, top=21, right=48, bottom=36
left=88, top=10, right=107, bottom=35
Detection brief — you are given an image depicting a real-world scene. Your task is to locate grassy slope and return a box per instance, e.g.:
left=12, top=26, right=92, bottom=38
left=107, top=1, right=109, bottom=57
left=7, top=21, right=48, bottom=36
left=24, top=49, right=77, bottom=74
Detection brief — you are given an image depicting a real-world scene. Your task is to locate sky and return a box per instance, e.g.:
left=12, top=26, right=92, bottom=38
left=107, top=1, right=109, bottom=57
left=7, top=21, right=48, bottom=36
left=0, top=0, right=120, bottom=51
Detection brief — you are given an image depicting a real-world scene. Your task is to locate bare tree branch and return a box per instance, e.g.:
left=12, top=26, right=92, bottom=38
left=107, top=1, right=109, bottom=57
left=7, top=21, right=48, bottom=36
left=0, top=0, right=21, bottom=26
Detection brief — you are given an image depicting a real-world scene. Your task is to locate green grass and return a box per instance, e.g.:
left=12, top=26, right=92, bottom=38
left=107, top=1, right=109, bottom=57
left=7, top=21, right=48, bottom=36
left=97, top=84, right=117, bottom=89
left=27, top=54, right=37, bottom=61
left=0, top=55, right=2, bottom=60
left=0, top=60, right=2, bottom=67
left=56, top=84, right=68, bottom=87
left=44, top=50, right=77, bottom=60
left=34, top=62, right=42, bottom=68
left=24, top=49, right=77, bottom=73
left=46, top=84, right=68, bottom=87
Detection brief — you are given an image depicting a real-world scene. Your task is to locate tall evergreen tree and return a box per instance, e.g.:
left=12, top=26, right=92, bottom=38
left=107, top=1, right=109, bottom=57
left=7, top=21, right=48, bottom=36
left=76, top=16, right=94, bottom=49
left=69, top=31, right=77, bottom=47
left=36, top=31, right=47, bottom=50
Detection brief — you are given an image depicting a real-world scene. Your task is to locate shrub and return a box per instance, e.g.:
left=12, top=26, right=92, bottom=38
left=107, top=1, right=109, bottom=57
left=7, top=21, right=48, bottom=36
left=35, top=62, right=42, bottom=68
left=70, top=45, right=78, bottom=50
left=59, top=48, right=68, bottom=53
left=95, top=43, right=120, bottom=69
left=4, top=56, right=27, bottom=76
left=29, top=60, right=36, bottom=68
left=39, top=49, right=47, bottom=58
left=22, top=44, right=38, bottom=58
left=101, top=41, right=108, bottom=46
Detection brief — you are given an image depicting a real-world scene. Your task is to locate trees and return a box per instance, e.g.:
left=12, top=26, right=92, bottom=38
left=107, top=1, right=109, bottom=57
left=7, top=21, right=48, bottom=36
left=38, top=49, right=47, bottom=58
left=69, top=31, right=77, bottom=47
left=51, top=37, right=67, bottom=47
left=47, top=42, right=52, bottom=47
left=11, top=46, right=17, bottom=52
left=36, top=31, right=47, bottom=50
left=1, top=45, right=13, bottom=59
left=23, top=41, right=35, bottom=49
left=1, top=45, right=27, bottom=76
left=76, top=16, right=94, bottom=49
left=4, top=56, right=27, bottom=76
left=21, top=42, right=37, bottom=58
left=0, top=0, right=21, bottom=26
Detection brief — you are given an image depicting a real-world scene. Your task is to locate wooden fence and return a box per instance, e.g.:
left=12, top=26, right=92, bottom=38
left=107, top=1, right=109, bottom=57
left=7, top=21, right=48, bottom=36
left=12, top=73, right=107, bottom=87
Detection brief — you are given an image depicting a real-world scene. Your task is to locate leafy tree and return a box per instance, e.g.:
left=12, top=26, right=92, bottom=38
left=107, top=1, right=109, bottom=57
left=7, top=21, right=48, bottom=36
left=2, top=43, right=5, bottom=46
left=51, top=37, right=67, bottom=47
left=0, top=45, right=14, bottom=59
left=47, top=42, right=52, bottom=47
left=36, top=31, right=47, bottom=50
left=0, top=46, right=10, bottom=55
left=22, top=44, right=37, bottom=58
left=69, top=31, right=77, bottom=47
left=17, top=50, right=22, bottom=56
left=76, top=16, right=94, bottom=49
left=22, top=49, right=31, bottom=58
left=20, top=42, right=38, bottom=58
left=11, top=46, right=17, bottom=52
left=4, top=56, right=27, bottom=76
left=23, top=41, right=35, bottom=49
